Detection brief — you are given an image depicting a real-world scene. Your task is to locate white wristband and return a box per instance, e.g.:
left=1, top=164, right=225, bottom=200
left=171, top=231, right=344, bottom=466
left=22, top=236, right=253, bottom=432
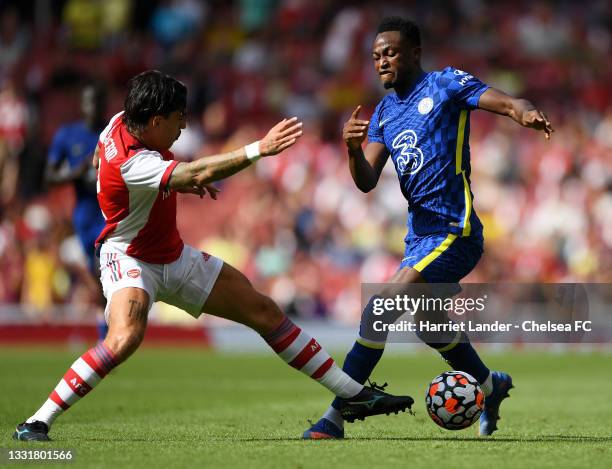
left=245, top=141, right=261, bottom=162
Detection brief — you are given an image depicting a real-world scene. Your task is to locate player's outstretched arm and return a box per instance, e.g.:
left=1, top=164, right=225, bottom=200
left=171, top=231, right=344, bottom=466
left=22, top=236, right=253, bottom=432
left=478, top=88, right=554, bottom=139
left=344, top=105, right=389, bottom=193
left=168, top=117, right=302, bottom=193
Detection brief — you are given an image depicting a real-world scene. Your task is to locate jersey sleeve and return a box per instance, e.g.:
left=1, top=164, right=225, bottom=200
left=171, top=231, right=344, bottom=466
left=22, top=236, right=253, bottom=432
left=442, top=67, right=489, bottom=109
left=47, top=127, right=67, bottom=166
left=120, top=150, right=179, bottom=191
left=367, top=101, right=385, bottom=144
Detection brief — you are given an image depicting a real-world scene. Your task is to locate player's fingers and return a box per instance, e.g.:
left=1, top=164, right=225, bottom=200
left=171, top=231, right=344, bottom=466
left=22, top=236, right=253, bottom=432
left=278, top=131, right=303, bottom=144
left=278, top=122, right=303, bottom=138
left=350, top=105, right=362, bottom=120
left=345, top=122, right=368, bottom=131
left=344, top=132, right=366, bottom=139
left=277, top=138, right=298, bottom=152
left=274, top=116, right=299, bottom=131
left=354, top=119, right=370, bottom=126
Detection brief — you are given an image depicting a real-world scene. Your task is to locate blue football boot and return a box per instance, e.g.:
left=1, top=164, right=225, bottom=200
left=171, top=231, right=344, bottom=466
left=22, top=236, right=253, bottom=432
left=479, top=371, right=514, bottom=436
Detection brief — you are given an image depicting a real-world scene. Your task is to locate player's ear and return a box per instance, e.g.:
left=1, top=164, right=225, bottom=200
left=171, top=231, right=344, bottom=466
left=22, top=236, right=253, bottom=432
left=150, top=115, right=162, bottom=128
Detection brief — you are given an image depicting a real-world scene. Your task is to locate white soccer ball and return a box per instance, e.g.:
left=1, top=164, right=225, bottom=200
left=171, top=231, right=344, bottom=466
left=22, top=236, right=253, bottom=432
left=425, top=371, right=484, bottom=430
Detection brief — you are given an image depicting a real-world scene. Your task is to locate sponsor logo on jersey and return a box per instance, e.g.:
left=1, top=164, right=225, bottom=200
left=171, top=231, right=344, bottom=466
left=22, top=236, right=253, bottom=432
left=127, top=269, right=141, bottom=278
left=418, top=97, right=434, bottom=114
left=454, top=69, right=474, bottom=86
left=392, top=130, right=424, bottom=175
left=201, top=252, right=211, bottom=262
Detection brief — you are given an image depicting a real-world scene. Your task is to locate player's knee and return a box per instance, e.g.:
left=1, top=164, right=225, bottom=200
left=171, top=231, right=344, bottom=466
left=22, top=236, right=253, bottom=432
left=104, top=327, right=145, bottom=363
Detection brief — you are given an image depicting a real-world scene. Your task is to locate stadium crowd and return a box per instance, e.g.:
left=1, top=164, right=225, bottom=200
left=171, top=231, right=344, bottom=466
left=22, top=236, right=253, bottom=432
left=0, top=0, right=610, bottom=322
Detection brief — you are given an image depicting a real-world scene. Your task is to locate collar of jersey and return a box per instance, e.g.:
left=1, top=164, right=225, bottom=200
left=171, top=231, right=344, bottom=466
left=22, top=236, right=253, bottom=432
left=392, top=71, right=428, bottom=103
left=119, top=117, right=146, bottom=152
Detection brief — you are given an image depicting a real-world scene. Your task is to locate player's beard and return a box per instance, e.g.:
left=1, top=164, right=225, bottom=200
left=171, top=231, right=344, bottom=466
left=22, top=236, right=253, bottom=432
left=381, top=73, right=396, bottom=89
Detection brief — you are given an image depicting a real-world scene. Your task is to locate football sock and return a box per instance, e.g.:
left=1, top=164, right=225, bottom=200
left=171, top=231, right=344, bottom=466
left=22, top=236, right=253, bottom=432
left=480, top=371, right=493, bottom=396
left=323, top=297, right=388, bottom=423
left=329, top=340, right=385, bottom=414
left=322, top=405, right=344, bottom=429
left=26, top=343, right=117, bottom=427
left=433, top=332, right=491, bottom=389
left=261, top=315, right=363, bottom=398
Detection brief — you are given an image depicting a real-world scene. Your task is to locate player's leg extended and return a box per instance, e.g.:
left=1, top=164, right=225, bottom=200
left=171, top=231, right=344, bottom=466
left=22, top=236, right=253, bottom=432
left=201, top=263, right=413, bottom=420
left=304, top=269, right=422, bottom=439
left=13, top=287, right=149, bottom=441
left=407, top=234, right=513, bottom=435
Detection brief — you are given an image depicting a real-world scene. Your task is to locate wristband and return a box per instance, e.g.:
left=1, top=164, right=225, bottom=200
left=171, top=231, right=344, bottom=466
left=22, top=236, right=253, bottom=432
left=245, top=141, right=261, bottom=162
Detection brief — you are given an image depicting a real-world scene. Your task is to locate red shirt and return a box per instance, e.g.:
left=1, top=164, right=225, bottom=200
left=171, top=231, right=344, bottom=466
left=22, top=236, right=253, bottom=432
left=95, top=112, right=184, bottom=264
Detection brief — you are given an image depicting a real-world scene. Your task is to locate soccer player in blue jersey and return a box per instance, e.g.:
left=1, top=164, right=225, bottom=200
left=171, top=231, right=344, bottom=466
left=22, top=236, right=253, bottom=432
left=46, top=83, right=108, bottom=340
left=304, top=17, right=553, bottom=439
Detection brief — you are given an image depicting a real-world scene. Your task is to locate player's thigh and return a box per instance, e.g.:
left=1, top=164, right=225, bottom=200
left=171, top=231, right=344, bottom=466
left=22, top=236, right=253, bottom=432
left=202, top=262, right=283, bottom=332
left=103, top=287, right=151, bottom=362
left=99, top=246, right=158, bottom=359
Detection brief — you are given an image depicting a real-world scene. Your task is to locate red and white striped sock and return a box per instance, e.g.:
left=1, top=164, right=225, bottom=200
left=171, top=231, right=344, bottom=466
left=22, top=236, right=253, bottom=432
left=26, top=343, right=117, bottom=427
left=262, top=316, right=363, bottom=398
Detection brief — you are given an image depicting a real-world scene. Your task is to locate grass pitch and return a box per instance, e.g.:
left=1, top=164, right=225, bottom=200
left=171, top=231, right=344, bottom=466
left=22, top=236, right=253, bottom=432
left=1, top=346, right=610, bottom=468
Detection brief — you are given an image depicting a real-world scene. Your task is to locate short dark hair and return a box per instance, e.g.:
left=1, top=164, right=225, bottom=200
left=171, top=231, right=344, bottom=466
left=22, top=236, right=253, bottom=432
left=377, top=17, right=421, bottom=47
left=124, top=70, right=187, bottom=131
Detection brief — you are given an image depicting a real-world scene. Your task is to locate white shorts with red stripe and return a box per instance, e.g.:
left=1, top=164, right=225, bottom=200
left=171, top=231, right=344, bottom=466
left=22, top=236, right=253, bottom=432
left=99, top=243, right=223, bottom=321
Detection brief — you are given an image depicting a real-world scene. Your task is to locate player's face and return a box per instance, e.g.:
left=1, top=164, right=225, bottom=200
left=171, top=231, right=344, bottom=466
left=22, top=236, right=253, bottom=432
left=372, top=31, right=415, bottom=89
left=152, top=110, right=186, bottom=150
left=81, top=86, right=106, bottom=123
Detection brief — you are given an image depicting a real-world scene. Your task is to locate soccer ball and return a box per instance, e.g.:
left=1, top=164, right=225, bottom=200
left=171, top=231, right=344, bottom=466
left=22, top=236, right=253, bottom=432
left=426, top=371, right=484, bottom=430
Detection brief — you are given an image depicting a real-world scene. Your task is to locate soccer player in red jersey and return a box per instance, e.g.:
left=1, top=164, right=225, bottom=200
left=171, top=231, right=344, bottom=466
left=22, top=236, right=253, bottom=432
left=13, top=71, right=413, bottom=441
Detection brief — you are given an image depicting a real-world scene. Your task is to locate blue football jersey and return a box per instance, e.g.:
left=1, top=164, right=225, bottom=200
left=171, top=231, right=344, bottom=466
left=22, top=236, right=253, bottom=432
left=368, top=66, right=489, bottom=238
left=48, top=121, right=104, bottom=254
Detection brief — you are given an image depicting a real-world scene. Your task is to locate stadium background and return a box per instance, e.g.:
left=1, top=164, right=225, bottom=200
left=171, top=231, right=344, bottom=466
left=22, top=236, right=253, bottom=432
left=0, top=1, right=610, bottom=467
left=0, top=0, right=610, bottom=332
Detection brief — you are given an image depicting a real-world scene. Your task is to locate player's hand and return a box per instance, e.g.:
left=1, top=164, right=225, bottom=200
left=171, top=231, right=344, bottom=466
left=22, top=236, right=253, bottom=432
left=521, top=109, right=554, bottom=140
left=259, top=117, right=303, bottom=156
left=196, top=184, right=221, bottom=200
left=92, top=146, right=100, bottom=169
left=180, top=183, right=220, bottom=199
left=343, top=105, right=370, bottom=151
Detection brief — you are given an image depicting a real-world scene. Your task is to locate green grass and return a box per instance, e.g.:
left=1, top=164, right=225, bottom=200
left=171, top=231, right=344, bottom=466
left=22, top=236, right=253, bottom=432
left=1, top=347, right=610, bottom=468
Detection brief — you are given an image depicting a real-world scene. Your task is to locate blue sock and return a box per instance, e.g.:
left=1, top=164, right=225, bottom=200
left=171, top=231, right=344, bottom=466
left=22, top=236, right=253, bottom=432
left=96, top=318, right=109, bottom=341
left=330, top=341, right=384, bottom=410
left=438, top=337, right=490, bottom=383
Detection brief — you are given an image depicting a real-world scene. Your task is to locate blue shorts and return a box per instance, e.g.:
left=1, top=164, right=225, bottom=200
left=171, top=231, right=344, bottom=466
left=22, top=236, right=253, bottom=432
left=400, top=232, right=483, bottom=283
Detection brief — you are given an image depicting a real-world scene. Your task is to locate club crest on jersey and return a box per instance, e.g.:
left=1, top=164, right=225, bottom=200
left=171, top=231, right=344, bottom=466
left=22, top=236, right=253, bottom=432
left=392, top=130, right=424, bottom=175
left=127, top=269, right=141, bottom=279
left=418, top=97, right=433, bottom=114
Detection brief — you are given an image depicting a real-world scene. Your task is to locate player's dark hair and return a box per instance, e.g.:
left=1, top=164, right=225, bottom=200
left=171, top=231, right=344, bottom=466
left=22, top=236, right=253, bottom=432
left=377, top=17, right=421, bottom=47
left=124, top=70, right=187, bottom=131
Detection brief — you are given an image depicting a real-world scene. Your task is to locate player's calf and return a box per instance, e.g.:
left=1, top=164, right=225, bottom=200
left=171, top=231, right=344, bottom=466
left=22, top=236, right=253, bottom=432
left=13, top=342, right=119, bottom=441
left=13, top=288, right=149, bottom=441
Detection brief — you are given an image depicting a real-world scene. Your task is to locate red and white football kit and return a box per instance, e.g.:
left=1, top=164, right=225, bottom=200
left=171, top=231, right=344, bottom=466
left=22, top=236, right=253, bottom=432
left=95, top=112, right=223, bottom=318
